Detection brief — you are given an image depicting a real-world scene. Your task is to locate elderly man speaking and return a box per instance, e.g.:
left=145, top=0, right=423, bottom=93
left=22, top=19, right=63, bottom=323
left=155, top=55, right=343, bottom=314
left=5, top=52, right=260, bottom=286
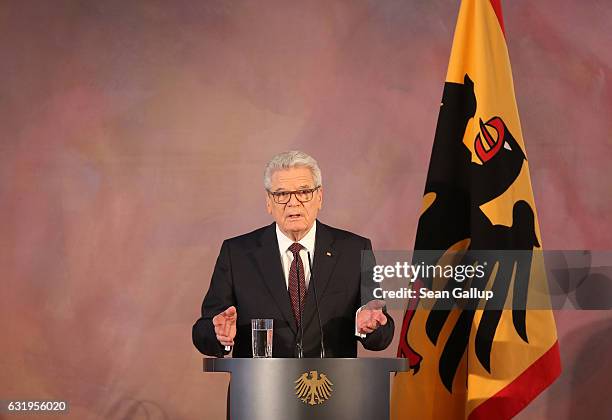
left=192, top=151, right=394, bottom=357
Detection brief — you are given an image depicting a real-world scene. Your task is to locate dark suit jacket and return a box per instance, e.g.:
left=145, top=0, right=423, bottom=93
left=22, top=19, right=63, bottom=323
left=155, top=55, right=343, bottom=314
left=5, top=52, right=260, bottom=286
left=192, top=220, right=394, bottom=357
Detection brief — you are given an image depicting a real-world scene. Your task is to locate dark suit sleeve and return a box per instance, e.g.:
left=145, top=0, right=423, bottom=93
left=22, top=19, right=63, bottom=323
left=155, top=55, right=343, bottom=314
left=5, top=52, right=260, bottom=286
left=358, top=238, right=395, bottom=351
left=192, top=240, right=235, bottom=357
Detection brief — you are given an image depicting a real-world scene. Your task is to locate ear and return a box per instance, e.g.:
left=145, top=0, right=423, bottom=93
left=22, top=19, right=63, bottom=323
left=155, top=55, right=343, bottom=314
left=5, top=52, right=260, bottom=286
left=317, top=186, right=323, bottom=210
left=265, top=193, right=273, bottom=215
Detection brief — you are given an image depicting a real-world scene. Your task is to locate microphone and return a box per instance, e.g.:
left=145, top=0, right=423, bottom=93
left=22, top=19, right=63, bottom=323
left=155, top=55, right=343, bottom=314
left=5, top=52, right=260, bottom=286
left=307, top=251, right=325, bottom=358
left=296, top=249, right=304, bottom=358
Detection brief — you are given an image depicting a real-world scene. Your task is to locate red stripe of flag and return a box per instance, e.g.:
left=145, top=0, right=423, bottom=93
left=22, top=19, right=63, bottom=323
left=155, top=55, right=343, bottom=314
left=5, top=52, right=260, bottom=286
left=468, top=341, right=562, bottom=420
left=489, top=0, right=506, bottom=35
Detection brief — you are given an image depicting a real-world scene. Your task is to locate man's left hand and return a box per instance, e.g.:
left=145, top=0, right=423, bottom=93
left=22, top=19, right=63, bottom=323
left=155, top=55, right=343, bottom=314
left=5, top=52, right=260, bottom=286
left=356, top=308, right=387, bottom=335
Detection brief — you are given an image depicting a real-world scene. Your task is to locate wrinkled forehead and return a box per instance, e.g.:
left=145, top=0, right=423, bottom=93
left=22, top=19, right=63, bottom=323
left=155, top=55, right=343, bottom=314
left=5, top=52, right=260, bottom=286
left=269, top=167, right=316, bottom=191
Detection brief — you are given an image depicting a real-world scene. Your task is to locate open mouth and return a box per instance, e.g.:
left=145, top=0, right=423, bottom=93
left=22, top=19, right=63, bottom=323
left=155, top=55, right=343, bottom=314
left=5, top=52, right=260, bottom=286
left=287, top=213, right=303, bottom=220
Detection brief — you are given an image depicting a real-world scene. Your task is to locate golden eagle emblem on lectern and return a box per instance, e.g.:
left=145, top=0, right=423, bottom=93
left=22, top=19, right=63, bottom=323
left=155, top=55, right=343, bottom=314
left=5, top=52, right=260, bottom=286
left=294, top=370, right=333, bottom=406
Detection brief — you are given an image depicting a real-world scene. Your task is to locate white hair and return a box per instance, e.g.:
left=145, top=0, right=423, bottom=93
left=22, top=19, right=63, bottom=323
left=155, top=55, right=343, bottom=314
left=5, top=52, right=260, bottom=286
left=264, top=150, right=322, bottom=190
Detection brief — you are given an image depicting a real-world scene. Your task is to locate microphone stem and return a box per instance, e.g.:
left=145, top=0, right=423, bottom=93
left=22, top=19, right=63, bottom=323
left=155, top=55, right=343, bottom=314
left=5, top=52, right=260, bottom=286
left=296, top=250, right=304, bottom=358
left=308, top=252, right=325, bottom=358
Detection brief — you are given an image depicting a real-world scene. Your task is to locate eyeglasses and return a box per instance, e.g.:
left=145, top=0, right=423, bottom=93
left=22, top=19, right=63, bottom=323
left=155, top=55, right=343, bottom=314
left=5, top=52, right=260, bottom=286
left=267, top=186, right=321, bottom=204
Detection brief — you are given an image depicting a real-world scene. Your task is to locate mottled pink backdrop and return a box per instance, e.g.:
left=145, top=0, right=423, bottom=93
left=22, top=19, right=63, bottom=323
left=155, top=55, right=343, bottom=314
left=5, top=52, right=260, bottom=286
left=1, top=1, right=611, bottom=419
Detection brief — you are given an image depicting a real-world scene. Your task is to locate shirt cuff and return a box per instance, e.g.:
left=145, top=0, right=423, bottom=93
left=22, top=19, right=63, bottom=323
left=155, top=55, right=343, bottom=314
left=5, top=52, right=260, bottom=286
left=355, top=305, right=366, bottom=338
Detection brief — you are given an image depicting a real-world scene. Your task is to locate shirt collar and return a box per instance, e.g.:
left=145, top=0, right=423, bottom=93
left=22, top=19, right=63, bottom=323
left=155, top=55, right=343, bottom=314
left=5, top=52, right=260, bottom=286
left=275, top=221, right=316, bottom=255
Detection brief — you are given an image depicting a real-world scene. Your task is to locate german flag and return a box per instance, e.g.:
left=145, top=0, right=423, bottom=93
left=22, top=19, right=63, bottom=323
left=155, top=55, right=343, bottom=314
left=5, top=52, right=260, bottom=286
left=391, top=1, right=561, bottom=419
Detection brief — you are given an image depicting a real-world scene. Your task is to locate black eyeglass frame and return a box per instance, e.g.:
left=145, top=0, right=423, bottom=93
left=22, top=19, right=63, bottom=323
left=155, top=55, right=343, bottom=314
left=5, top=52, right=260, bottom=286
left=266, top=186, right=321, bottom=204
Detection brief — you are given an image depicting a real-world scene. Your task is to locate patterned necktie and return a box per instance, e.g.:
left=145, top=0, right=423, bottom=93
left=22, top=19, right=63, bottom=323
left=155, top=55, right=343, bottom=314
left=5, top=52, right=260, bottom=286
left=288, top=242, right=307, bottom=327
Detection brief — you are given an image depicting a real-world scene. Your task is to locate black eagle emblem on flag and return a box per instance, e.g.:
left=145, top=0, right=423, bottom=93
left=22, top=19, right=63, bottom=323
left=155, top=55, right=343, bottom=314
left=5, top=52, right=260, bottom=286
left=398, top=74, right=541, bottom=392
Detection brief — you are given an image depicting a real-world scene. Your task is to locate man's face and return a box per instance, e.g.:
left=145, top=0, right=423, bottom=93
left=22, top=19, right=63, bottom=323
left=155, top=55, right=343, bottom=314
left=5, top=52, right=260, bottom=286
left=265, top=166, right=323, bottom=241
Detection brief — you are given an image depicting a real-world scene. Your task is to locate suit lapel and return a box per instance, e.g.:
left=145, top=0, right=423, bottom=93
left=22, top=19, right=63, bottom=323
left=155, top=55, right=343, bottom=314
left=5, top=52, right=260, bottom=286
left=252, top=223, right=298, bottom=335
left=302, top=221, right=339, bottom=331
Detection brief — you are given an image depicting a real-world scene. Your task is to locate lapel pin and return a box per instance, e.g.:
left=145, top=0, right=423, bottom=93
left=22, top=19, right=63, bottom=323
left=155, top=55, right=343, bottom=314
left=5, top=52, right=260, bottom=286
left=326, top=251, right=332, bottom=257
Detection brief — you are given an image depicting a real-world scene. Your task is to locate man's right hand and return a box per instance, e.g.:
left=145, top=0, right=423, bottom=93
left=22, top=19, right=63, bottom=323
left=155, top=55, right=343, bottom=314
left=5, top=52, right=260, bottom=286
left=213, top=306, right=237, bottom=347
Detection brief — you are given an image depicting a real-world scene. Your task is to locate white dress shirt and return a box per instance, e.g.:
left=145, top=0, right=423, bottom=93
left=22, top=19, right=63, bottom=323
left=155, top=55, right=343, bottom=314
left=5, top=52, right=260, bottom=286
left=275, top=222, right=316, bottom=289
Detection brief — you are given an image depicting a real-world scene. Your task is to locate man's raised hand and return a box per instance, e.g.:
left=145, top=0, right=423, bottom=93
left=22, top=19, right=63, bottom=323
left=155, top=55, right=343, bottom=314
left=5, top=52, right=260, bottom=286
left=356, top=300, right=388, bottom=335
left=213, top=306, right=237, bottom=347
